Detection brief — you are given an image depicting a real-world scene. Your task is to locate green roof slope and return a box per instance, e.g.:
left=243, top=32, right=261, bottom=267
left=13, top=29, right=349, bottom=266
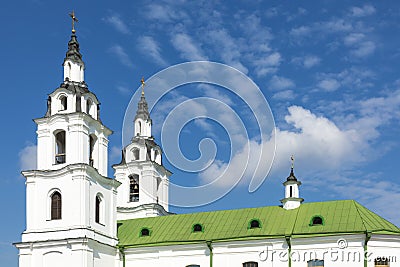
left=117, top=200, right=400, bottom=248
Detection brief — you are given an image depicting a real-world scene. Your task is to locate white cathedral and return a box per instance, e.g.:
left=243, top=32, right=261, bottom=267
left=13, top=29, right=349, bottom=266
left=14, top=22, right=400, bottom=267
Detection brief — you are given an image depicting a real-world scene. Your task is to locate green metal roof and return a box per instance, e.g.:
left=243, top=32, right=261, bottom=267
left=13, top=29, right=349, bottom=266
left=117, top=200, right=400, bottom=248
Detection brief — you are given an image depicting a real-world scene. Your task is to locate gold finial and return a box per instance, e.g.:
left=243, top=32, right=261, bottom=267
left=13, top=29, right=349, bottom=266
left=291, top=155, right=295, bottom=169
left=141, top=77, right=145, bottom=96
left=69, top=11, right=78, bottom=33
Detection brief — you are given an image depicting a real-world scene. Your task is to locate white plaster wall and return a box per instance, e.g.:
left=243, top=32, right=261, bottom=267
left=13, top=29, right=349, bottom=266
left=64, top=59, right=84, bottom=82
left=17, top=239, right=117, bottom=267
left=35, top=113, right=110, bottom=176
left=124, top=244, right=209, bottom=267
left=22, top=165, right=118, bottom=243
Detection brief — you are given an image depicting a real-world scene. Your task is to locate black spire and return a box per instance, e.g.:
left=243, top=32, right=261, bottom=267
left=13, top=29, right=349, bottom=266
left=286, top=155, right=297, bottom=181
left=135, top=94, right=151, bottom=121
left=135, top=78, right=151, bottom=122
left=64, top=33, right=83, bottom=65
left=286, top=167, right=298, bottom=182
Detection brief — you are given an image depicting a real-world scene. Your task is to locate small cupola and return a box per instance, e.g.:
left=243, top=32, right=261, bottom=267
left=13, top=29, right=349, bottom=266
left=280, top=155, right=304, bottom=210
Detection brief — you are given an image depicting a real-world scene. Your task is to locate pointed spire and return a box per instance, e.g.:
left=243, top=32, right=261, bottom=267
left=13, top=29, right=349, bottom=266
left=135, top=78, right=151, bottom=121
left=64, top=11, right=83, bottom=65
left=286, top=155, right=297, bottom=181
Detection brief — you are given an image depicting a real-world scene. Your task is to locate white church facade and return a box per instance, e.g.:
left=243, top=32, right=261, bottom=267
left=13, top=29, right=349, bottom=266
left=14, top=19, right=400, bottom=267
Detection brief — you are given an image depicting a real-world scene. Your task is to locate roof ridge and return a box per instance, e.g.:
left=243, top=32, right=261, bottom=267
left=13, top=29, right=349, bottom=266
left=352, top=200, right=369, bottom=232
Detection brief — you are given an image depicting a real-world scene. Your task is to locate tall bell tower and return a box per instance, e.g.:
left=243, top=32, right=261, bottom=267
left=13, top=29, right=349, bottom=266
left=15, top=12, right=120, bottom=267
left=113, top=79, right=172, bottom=220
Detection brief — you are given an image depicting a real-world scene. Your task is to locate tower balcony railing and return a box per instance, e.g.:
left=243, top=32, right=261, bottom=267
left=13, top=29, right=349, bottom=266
left=55, top=153, right=66, bottom=164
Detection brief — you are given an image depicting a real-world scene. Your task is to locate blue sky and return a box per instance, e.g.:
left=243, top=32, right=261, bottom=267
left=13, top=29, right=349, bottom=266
left=2, top=1, right=400, bottom=266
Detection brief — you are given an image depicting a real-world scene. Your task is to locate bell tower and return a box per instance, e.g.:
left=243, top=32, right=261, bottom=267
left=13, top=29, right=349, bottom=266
left=113, top=79, right=172, bottom=220
left=15, top=13, right=120, bottom=267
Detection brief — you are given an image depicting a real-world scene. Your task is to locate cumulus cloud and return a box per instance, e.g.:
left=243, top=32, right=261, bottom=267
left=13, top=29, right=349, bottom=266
left=137, top=36, right=167, bottom=66
left=199, top=105, right=364, bottom=189
left=108, top=45, right=133, bottom=67
left=103, top=13, right=130, bottom=34
left=19, top=144, right=37, bottom=170
left=199, top=87, right=400, bottom=192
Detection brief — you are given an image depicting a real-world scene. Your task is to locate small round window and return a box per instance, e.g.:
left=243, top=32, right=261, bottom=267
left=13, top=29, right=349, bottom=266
left=140, top=228, right=150, bottom=236
left=250, top=219, right=261, bottom=229
left=193, top=224, right=203, bottom=232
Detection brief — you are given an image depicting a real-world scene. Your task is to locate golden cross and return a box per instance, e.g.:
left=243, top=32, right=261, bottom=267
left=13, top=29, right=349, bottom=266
left=69, top=11, right=78, bottom=33
left=291, top=155, right=295, bottom=169
left=141, top=77, right=145, bottom=96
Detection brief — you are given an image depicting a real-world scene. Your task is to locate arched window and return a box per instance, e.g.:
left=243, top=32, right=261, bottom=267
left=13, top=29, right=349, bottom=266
left=132, top=148, right=139, bottom=161
left=60, top=95, right=67, bottom=111
left=192, top=224, right=203, bottom=232
left=95, top=195, right=101, bottom=224
left=307, top=259, right=324, bottom=267
left=89, top=134, right=97, bottom=166
left=67, top=62, right=71, bottom=78
left=138, top=121, right=142, bottom=136
left=55, top=130, right=66, bottom=164
left=310, top=216, right=324, bottom=226
left=289, top=186, right=293, bottom=197
left=186, top=265, right=200, bottom=267
left=375, top=257, right=390, bottom=266
left=154, top=149, right=159, bottom=162
left=243, top=262, right=258, bottom=267
left=129, top=174, right=139, bottom=202
left=249, top=219, right=261, bottom=229
left=51, top=191, right=62, bottom=220
left=86, top=99, right=92, bottom=115
left=140, top=228, right=150, bottom=236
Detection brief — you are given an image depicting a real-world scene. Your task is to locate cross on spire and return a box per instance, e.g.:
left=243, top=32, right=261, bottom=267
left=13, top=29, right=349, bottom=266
left=291, top=155, right=295, bottom=169
left=141, top=77, right=145, bottom=96
left=69, top=11, right=78, bottom=33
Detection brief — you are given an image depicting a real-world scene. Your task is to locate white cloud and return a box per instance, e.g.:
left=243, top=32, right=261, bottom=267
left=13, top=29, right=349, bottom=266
left=108, top=45, right=133, bottom=67
left=137, top=36, right=167, bottom=66
left=103, top=14, right=130, bottom=34
left=116, top=85, right=131, bottom=95
left=317, top=78, right=340, bottom=92
left=19, top=144, right=37, bottom=170
left=343, top=33, right=376, bottom=58
left=253, top=52, right=282, bottom=76
left=199, top=105, right=364, bottom=189
left=316, top=67, right=375, bottom=92
left=146, top=4, right=187, bottom=22
left=171, top=33, right=207, bottom=61
left=292, top=55, right=321, bottom=69
left=344, top=33, right=365, bottom=46
left=350, top=5, right=376, bottom=17
left=206, top=28, right=248, bottom=74
left=269, top=75, right=295, bottom=91
left=290, top=26, right=311, bottom=38
left=273, top=90, right=295, bottom=101
left=352, top=41, right=376, bottom=57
